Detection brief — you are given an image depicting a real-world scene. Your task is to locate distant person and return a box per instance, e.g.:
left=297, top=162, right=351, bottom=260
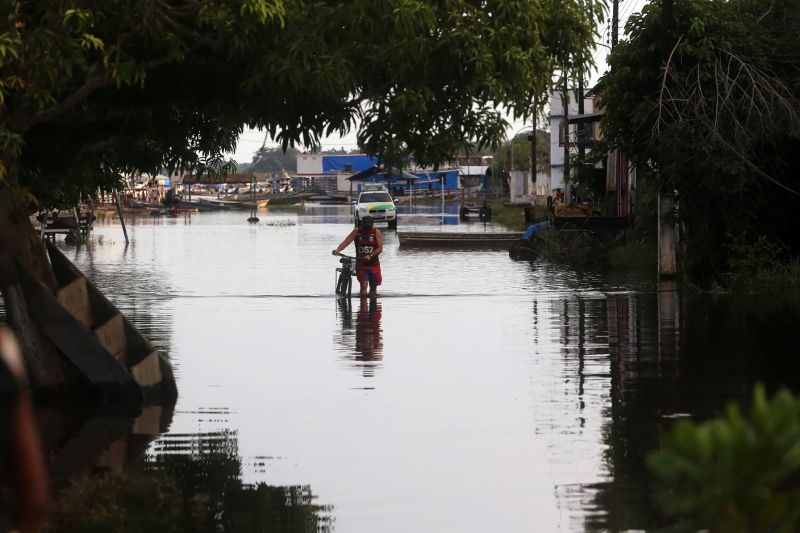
left=0, top=326, right=48, bottom=532
left=332, top=216, right=384, bottom=296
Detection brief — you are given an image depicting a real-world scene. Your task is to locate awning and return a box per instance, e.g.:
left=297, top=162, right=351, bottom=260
left=345, top=165, right=382, bottom=182
left=346, top=166, right=424, bottom=182
left=567, top=112, right=604, bottom=124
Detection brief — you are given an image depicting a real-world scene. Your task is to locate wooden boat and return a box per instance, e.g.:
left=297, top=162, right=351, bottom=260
left=263, top=192, right=316, bottom=205
left=227, top=191, right=316, bottom=205
left=398, top=231, right=522, bottom=247
left=174, top=198, right=232, bottom=211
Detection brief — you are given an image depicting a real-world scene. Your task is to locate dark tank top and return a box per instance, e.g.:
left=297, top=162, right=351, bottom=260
left=356, top=228, right=379, bottom=266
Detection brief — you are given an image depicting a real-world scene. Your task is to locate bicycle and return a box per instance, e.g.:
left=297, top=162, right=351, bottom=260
left=334, top=253, right=360, bottom=298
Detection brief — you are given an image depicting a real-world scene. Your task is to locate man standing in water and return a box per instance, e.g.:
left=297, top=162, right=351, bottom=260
left=332, top=216, right=384, bottom=296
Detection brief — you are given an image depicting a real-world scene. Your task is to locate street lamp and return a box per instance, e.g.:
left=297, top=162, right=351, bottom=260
left=510, top=126, right=534, bottom=172
left=510, top=126, right=534, bottom=197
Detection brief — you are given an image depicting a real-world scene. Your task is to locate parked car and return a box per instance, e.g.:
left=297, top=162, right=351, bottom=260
left=354, top=185, right=397, bottom=229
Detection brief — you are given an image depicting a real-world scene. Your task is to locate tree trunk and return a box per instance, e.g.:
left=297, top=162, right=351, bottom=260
left=0, top=164, right=80, bottom=394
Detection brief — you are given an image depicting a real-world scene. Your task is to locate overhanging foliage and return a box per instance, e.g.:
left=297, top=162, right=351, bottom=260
left=0, top=0, right=605, bottom=208
left=599, top=0, right=800, bottom=283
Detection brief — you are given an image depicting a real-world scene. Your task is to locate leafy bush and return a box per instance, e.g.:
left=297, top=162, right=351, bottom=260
left=46, top=471, right=180, bottom=533
left=608, top=240, right=655, bottom=271
left=648, top=385, right=800, bottom=532
left=724, top=234, right=786, bottom=277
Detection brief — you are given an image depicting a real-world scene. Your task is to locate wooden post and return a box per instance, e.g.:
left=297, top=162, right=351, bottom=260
left=114, top=189, right=130, bottom=245
left=72, top=207, right=84, bottom=243
left=247, top=173, right=259, bottom=223
left=658, top=190, right=677, bottom=277
left=39, top=210, right=48, bottom=240
left=87, top=197, right=95, bottom=238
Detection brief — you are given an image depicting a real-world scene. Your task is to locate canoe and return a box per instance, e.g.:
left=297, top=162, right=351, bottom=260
left=397, top=231, right=522, bottom=247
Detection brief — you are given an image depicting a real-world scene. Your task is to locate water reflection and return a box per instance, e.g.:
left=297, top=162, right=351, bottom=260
left=33, top=209, right=800, bottom=531
left=533, top=286, right=686, bottom=531
left=42, top=407, right=334, bottom=532
left=572, top=285, right=800, bottom=531
left=336, top=297, right=383, bottom=378
left=145, top=428, right=334, bottom=532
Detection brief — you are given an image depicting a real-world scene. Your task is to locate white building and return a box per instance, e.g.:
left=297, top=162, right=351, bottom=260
left=549, top=90, right=595, bottom=197
left=296, top=153, right=325, bottom=177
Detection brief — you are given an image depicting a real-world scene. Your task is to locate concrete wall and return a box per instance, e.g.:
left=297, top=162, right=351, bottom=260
left=337, top=173, right=356, bottom=193
left=297, top=154, right=324, bottom=175
left=509, top=170, right=551, bottom=200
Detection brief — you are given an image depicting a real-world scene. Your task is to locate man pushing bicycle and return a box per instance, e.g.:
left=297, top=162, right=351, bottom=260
left=332, top=216, right=384, bottom=296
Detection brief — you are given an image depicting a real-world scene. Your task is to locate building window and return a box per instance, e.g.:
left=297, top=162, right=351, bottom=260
left=559, top=121, right=569, bottom=146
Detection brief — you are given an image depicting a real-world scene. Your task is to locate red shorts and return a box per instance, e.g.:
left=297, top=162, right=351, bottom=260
left=356, top=263, right=382, bottom=287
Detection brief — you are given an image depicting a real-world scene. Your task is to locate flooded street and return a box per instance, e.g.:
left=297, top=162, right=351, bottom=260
left=45, top=206, right=800, bottom=532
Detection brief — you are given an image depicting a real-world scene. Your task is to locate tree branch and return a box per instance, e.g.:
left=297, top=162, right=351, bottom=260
left=655, top=34, right=684, bottom=138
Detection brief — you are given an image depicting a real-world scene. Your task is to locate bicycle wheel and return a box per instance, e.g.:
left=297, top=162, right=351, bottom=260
left=335, top=268, right=346, bottom=295
left=335, top=268, right=353, bottom=297
left=344, top=271, right=352, bottom=298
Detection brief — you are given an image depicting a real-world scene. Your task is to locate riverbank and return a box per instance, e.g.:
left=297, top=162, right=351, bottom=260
left=490, top=204, right=548, bottom=231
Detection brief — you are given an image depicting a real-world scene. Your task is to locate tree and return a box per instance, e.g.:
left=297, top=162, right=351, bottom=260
left=599, top=0, right=800, bottom=283
left=492, top=130, right=549, bottom=172
left=245, top=146, right=301, bottom=174
left=0, top=0, right=603, bottom=389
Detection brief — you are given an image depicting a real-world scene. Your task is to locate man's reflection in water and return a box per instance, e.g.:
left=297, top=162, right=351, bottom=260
left=337, top=297, right=383, bottom=377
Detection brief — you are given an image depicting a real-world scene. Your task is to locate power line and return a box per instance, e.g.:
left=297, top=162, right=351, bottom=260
left=620, top=0, right=645, bottom=35
left=618, top=0, right=635, bottom=21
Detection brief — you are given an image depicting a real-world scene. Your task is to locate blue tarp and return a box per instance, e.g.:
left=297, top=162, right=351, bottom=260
left=411, top=169, right=460, bottom=190
left=322, top=155, right=380, bottom=173
left=522, top=221, right=552, bottom=241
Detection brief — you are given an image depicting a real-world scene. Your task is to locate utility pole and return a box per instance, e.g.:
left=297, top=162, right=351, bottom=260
left=521, top=132, right=528, bottom=197
left=657, top=0, right=677, bottom=278
left=562, top=72, right=570, bottom=199
left=611, top=0, right=619, bottom=47
left=530, top=94, right=538, bottom=197
left=577, top=75, right=585, bottom=184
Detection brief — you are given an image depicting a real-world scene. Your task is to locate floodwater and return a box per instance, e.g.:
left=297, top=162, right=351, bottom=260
left=34, top=205, right=800, bottom=531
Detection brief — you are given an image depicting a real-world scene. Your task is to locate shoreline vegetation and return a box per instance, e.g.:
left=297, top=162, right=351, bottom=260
left=489, top=204, right=547, bottom=231
left=492, top=202, right=800, bottom=296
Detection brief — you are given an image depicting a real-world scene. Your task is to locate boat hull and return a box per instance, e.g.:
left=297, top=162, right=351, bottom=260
left=398, top=231, right=522, bottom=247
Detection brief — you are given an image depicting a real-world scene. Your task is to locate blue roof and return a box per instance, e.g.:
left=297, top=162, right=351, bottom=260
left=321, top=155, right=380, bottom=173
left=347, top=167, right=461, bottom=190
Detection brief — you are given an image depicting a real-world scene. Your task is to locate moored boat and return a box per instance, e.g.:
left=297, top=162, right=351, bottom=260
left=398, top=231, right=522, bottom=247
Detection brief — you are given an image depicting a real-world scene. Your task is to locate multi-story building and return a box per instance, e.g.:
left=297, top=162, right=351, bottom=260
left=548, top=87, right=635, bottom=218
left=548, top=89, right=596, bottom=198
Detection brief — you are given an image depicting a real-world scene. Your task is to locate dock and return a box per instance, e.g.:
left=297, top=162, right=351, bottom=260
left=398, top=231, right=522, bottom=247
